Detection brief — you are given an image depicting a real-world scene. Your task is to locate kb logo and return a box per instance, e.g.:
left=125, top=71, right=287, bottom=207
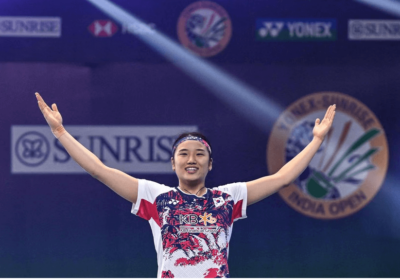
left=15, top=131, right=50, bottom=167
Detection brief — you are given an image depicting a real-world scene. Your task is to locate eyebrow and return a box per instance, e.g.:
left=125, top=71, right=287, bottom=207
left=178, top=148, right=206, bottom=152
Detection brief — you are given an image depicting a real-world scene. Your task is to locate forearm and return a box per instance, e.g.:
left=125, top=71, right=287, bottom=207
left=277, top=136, right=323, bottom=185
left=57, top=130, right=104, bottom=177
left=57, top=129, right=138, bottom=202
left=247, top=105, right=335, bottom=206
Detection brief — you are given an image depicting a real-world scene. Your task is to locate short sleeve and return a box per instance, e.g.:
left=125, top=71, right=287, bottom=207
left=215, top=182, right=247, bottom=222
left=131, top=179, right=172, bottom=222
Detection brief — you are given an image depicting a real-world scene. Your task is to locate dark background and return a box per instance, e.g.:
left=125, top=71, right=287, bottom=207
left=1, top=0, right=399, bottom=277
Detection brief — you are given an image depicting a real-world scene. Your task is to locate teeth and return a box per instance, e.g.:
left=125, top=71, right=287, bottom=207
left=186, top=168, right=197, bottom=171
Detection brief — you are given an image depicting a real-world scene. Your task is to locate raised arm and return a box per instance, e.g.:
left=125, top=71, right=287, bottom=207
left=35, top=92, right=138, bottom=203
left=246, top=105, right=336, bottom=206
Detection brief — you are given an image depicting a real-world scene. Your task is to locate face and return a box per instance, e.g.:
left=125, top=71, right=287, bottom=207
left=171, top=140, right=213, bottom=185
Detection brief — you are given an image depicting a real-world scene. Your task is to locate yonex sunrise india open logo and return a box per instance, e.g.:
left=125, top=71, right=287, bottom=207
left=267, top=92, right=388, bottom=219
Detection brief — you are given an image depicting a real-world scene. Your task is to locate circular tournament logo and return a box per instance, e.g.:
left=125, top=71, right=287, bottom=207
left=15, top=131, right=50, bottom=167
left=177, top=1, right=232, bottom=57
left=267, top=92, right=389, bottom=219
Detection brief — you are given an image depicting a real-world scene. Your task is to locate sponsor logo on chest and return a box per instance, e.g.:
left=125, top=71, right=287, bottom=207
left=179, top=212, right=217, bottom=226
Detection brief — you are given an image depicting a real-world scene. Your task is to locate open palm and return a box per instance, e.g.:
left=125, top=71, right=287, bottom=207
left=313, top=104, right=336, bottom=141
left=35, top=92, right=63, bottom=130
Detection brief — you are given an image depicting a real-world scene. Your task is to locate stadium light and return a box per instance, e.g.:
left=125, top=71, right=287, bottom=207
left=354, top=0, right=400, bottom=17
left=86, top=0, right=283, bottom=133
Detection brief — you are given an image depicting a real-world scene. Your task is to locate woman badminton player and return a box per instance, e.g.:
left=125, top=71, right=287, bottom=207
left=35, top=92, right=336, bottom=278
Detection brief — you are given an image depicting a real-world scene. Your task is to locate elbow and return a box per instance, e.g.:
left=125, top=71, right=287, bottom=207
left=88, top=168, right=99, bottom=179
left=275, top=171, right=293, bottom=187
left=90, top=171, right=99, bottom=179
left=88, top=162, right=106, bottom=179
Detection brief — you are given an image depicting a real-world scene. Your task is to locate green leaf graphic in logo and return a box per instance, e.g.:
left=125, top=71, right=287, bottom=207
left=306, top=128, right=380, bottom=199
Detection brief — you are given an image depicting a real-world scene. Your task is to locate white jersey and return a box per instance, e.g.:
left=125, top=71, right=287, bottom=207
left=131, top=179, right=247, bottom=278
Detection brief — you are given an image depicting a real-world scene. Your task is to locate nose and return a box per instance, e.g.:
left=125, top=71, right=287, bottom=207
left=187, top=153, right=197, bottom=164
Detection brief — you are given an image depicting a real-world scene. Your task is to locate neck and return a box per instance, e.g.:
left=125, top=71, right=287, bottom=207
left=179, top=180, right=206, bottom=196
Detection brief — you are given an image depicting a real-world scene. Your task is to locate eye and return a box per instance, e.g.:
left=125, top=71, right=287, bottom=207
left=197, top=153, right=205, bottom=156
left=179, top=153, right=187, bottom=156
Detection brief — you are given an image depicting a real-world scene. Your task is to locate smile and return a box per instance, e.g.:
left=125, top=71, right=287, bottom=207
left=185, top=167, right=198, bottom=174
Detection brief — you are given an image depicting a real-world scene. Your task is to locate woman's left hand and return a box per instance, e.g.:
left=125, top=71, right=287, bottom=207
left=313, top=104, right=336, bottom=141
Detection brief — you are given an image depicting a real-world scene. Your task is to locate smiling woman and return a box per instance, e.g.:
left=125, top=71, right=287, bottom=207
left=171, top=132, right=213, bottom=196
left=133, top=132, right=247, bottom=278
left=35, top=92, right=336, bottom=278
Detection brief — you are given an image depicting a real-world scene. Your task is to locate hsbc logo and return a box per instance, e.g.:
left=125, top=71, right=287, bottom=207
left=88, top=20, right=118, bottom=37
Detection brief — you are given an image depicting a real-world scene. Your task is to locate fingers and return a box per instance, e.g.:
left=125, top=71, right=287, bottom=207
left=35, top=92, right=51, bottom=108
left=35, top=92, right=52, bottom=113
left=323, top=104, right=336, bottom=121
left=324, top=105, right=333, bottom=119
left=315, top=118, right=320, bottom=125
left=52, top=103, right=58, bottom=112
left=35, top=92, right=49, bottom=107
left=328, top=104, right=336, bottom=120
left=330, top=109, right=336, bottom=121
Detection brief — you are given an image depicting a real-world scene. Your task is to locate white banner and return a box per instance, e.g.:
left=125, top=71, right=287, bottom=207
left=0, top=17, right=61, bottom=37
left=348, top=20, right=400, bottom=40
left=11, top=125, right=197, bottom=174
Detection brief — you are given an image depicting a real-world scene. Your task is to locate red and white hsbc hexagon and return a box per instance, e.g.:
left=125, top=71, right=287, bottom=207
left=88, top=20, right=118, bottom=37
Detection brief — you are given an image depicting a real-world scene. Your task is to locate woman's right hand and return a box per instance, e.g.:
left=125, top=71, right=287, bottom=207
left=35, top=92, right=65, bottom=138
left=35, top=92, right=138, bottom=203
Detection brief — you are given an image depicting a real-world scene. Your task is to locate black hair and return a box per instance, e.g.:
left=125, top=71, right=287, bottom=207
left=171, top=131, right=213, bottom=159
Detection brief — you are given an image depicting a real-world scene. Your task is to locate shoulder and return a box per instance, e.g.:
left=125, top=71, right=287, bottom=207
left=212, top=182, right=247, bottom=193
left=212, top=182, right=247, bottom=200
left=137, top=179, right=175, bottom=199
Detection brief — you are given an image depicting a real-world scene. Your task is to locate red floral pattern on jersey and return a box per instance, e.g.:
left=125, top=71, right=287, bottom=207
left=161, top=270, right=174, bottom=278
left=153, top=188, right=237, bottom=278
left=136, top=183, right=246, bottom=278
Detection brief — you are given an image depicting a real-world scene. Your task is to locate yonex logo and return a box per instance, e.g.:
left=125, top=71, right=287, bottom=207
left=168, top=199, right=179, bottom=205
left=15, top=131, right=50, bottom=167
left=258, top=22, right=284, bottom=37
left=256, top=18, right=337, bottom=41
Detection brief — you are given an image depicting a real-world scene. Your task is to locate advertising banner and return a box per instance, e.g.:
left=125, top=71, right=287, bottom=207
left=256, top=18, right=337, bottom=41
left=0, top=16, right=61, bottom=37
left=11, top=125, right=197, bottom=174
